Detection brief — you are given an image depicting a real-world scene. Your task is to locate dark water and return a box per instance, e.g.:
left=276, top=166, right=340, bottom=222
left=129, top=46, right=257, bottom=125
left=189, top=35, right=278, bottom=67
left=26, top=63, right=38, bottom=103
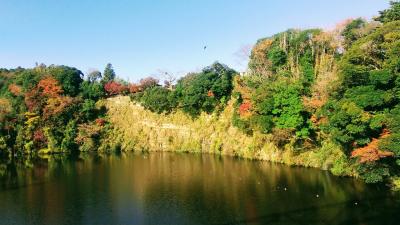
left=0, top=153, right=399, bottom=225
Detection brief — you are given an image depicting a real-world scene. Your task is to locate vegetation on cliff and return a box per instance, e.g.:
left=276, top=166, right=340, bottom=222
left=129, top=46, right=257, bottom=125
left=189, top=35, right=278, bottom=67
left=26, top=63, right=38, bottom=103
left=1, top=2, right=400, bottom=186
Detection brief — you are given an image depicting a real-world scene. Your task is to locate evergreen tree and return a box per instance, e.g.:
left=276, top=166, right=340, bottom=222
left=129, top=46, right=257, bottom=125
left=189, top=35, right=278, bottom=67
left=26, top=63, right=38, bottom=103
left=102, top=63, right=116, bottom=84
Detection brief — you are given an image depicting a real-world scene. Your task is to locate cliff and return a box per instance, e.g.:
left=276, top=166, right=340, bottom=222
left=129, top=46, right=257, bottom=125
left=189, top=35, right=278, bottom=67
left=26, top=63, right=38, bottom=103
left=100, top=95, right=354, bottom=176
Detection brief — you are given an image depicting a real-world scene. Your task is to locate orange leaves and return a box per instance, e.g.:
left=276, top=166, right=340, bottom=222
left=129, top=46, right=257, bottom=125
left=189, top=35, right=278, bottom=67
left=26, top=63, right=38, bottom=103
left=8, top=84, right=22, bottom=96
left=303, top=96, right=326, bottom=110
left=24, top=76, right=72, bottom=119
left=351, top=129, right=394, bottom=163
left=25, top=77, right=64, bottom=112
left=128, top=83, right=141, bottom=94
left=239, top=102, right=252, bottom=117
left=38, top=77, right=63, bottom=97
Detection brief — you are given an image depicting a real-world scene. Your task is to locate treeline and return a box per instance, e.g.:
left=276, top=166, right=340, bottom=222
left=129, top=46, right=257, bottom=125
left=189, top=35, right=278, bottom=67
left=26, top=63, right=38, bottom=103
left=0, top=61, right=236, bottom=157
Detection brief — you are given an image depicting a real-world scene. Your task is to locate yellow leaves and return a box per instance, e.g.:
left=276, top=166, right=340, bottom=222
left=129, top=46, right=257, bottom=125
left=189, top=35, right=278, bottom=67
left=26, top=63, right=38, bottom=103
left=24, top=112, right=40, bottom=129
left=0, top=98, right=12, bottom=122
left=384, top=31, right=400, bottom=43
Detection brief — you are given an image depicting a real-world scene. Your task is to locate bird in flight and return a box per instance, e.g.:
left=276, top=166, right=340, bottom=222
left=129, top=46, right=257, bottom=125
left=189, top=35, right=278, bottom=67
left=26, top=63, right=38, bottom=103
left=204, top=46, right=207, bottom=50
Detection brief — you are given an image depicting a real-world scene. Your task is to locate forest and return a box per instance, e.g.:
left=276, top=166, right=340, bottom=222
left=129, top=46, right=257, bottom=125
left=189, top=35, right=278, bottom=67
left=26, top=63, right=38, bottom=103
left=1, top=2, right=400, bottom=186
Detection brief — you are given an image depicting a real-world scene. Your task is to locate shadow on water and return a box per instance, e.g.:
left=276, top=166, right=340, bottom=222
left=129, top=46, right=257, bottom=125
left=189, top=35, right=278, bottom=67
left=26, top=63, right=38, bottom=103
left=0, top=152, right=399, bottom=225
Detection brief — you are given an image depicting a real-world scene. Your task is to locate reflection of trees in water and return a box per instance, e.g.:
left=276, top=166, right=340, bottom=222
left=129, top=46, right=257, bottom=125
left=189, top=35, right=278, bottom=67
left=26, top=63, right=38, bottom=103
left=0, top=152, right=396, bottom=225
left=104, top=153, right=388, bottom=225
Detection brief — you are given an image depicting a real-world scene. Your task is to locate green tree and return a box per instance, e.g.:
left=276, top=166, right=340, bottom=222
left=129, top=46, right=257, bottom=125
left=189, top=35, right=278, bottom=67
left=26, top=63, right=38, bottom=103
left=375, top=1, right=400, bottom=23
left=341, top=18, right=366, bottom=49
left=139, top=86, right=177, bottom=114
left=175, top=62, right=236, bottom=117
left=49, top=66, right=84, bottom=97
left=102, top=63, right=116, bottom=84
left=61, top=120, right=78, bottom=152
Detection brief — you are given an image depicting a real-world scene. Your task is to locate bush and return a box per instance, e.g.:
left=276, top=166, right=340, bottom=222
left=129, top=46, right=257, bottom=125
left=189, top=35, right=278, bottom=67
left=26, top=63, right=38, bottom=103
left=139, top=86, right=177, bottom=114
left=175, top=62, right=236, bottom=117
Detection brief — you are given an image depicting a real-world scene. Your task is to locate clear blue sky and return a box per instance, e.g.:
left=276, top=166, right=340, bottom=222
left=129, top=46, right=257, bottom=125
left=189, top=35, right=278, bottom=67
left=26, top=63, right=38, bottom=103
left=0, top=0, right=389, bottom=81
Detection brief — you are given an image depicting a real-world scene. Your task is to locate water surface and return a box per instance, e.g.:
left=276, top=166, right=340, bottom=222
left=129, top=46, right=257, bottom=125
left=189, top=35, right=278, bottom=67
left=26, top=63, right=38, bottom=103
left=0, top=153, right=399, bottom=225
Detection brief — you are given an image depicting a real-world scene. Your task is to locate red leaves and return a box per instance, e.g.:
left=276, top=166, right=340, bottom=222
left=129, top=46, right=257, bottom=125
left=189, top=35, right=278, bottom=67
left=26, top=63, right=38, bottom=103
left=104, top=81, right=128, bottom=96
left=24, top=88, right=43, bottom=112
left=33, top=130, right=47, bottom=144
left=95, top=118, right=106, bottom=126
left=103, top=76, right=159, bottom=96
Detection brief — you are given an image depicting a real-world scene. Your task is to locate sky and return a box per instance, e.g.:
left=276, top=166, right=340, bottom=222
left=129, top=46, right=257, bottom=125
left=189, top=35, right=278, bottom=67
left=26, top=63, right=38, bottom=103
left=0, top=0, right=390, bottom=81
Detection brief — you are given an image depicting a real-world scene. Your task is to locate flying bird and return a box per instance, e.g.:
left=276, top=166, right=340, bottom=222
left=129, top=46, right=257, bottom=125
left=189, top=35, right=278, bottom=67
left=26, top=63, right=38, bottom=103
left=204, top=46, right=207, bottom=50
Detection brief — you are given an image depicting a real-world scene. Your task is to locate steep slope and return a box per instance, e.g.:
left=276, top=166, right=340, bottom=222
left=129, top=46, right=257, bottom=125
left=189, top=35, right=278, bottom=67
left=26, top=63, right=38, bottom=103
left=101, top=95, right=353, bottom=176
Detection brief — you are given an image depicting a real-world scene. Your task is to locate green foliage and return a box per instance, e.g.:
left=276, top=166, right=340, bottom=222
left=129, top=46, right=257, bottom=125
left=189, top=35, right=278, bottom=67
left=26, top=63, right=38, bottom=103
left=268, top=47, right=287, bottom=71
left=175, top=62, right=236, bottom=117
left=343, top=86, right=389, bottom=109
left=61, top=120, right=78, bottom=152
left=80, top=81, right=105, bottom=100
left=341, top=18, right=366, bottom=49
left=357, top=163, right=390, bottom=183
left=102, top=63, right=116, bottom=84
left=251, top=82, right=311, bottom=138
left=49, top=66, right=83, bottom=96
left=80, top=99, right=98, bottom=121
left=375, top=1, right=400, bottom=23
left=323, top=101, right=373, bottom=148
left=139, top=86, right=178, bottom=114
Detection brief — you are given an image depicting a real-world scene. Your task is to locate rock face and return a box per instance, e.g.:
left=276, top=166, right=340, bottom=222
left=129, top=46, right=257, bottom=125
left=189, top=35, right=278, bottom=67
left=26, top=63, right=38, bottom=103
left=102, top=96, right=352, bottom=175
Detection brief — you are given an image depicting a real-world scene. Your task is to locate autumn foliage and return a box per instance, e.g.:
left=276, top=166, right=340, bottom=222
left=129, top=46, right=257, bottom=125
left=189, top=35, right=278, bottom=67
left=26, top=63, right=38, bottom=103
left=239, top=102, right=252, bottom=117
left=38, top=77, right=64, bottom=97
left=104, top=81, right=128, bottom=96
left=8, top=84, right=22, bottom=96
left=351, top=129, right=394, bottom=163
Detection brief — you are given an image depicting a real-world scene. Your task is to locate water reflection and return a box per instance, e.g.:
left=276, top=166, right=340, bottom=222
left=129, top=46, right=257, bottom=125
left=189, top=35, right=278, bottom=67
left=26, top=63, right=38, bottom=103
left=0, top=152, right=399, bottom=225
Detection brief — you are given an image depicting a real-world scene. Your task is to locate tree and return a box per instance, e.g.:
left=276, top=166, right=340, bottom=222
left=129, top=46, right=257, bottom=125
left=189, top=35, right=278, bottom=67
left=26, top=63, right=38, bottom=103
left=102, top=63, right=116, bottom=84
left=87, top=70, right=102, bottom=83
left=104, top=81, right=128, bottom=96
left=80, top=81, right=105, bottom=100
left=375, top=1, right=400, bottom=23
left=139, top=86, right=177, bottom=113
left=139, top=77, right=159, bottom=90
left=175, top=62, right=236, bottom=116
left=341, top=18, right=366, bottom=49
left=60, top=120, right=78, bottom=152
left=49, top=66, right=83, bottom=97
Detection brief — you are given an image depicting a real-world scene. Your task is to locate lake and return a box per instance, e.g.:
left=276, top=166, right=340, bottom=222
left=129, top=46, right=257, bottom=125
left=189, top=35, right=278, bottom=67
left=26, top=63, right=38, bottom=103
left=0, top=152, right=399, bottom=225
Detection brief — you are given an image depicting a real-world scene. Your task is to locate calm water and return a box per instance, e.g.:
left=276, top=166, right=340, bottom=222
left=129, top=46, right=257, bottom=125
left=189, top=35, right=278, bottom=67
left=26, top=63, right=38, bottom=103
left=0, top=152, right=399, bottom=225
